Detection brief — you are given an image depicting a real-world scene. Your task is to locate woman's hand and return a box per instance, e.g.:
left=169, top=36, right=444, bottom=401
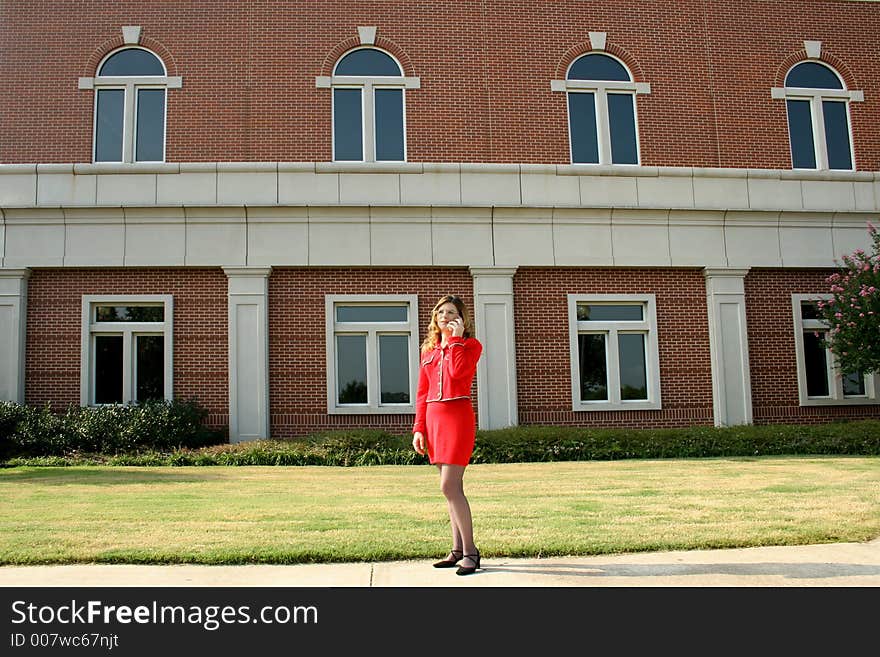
left=412, top=432, right=426, bottom=455
left=449, top=318, right=465, bottom=338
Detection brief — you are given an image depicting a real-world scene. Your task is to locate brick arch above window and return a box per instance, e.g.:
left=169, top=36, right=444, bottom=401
left=773, top=48, right=857, bottom=91
left=554, top=40, right=646, bottom=84
left=83, top=34, right=178, bottom=78
left=320, top=35, right=416, bottom=77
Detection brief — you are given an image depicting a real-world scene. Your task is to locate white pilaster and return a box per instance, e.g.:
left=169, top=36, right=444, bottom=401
left=704, top=268, right=753, bottom=427
left=224, top=267, right=272, bottom=442
left=470, top=267, right=518, bottom=429
left=0, top=269, right=30, bottom=403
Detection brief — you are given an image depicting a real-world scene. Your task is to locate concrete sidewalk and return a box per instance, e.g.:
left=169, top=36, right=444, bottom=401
left=2, top=538, right=879, bottom=587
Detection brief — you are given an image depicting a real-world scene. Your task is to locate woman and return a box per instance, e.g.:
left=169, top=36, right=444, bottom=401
left=412, top=294, right=484, bottom=576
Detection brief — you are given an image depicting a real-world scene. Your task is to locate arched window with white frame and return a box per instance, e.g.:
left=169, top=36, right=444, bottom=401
left=322, top=47, right=415, bottom=162
left=552, top=51, right=650, bottom=165
left=773, top=60, right=863, bottom=171
left=79, top=46, right=182, bottom=163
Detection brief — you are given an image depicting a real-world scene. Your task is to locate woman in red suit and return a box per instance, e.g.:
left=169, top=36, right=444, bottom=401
left=412, top=294, right=483, bottom=575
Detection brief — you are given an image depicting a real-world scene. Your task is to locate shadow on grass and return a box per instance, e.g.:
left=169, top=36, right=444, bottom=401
left=0, top=468, right=228, bottom=485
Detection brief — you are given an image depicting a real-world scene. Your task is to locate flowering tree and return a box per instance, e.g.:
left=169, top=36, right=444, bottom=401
left=817, top=222, right=880, bottom=374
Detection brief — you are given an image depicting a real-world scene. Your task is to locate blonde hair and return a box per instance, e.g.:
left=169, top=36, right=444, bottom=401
left=420, top=294, right=472, bottom=353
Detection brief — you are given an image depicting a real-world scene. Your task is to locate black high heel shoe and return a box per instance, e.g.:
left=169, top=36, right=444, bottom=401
left=455, top=550, right=481, bottom=576
left=433, top=549, right=463, bottom=568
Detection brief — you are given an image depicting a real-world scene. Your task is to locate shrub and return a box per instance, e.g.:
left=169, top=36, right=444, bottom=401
left=0, top=398, right=224, bottom=458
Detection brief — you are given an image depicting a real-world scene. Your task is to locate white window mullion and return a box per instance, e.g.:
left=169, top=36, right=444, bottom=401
left=606, top=329, right=621, bottom=404
left=596, top=90, right=612, bottom=165
left=366, top=327, right=379, bottom=407
left=121, top=328, right=133, bottom=403
left=363, top=81, right=375, bottom=162
left=122, top=82, right=136, bottom=163
left=812, top=96, right=829, bottom=170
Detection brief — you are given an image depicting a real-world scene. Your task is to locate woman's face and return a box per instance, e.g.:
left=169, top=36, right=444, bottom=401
left=435, top=302, right=461, bottom=333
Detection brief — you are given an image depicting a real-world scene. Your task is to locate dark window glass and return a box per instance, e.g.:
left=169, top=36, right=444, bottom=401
left=577, top=304, right=643, bottom=322
left=568, top=54, right=630, bottom=81
left=337, top=335, right=367, bottom=404
left=800, top=301, right=822, bottom=320
left=578, top=334, right=608, bottom=401
left=95, top=89, right=124, bottom=162
left=787, top=99, right=817, bottom=169
left=568, top=92, right=599, bottom=164
left=99, top=49, right=165, bottom=76
left=619, top=333, right=648, bottom=400
left=334, top=88, right=363, bottom=161
left=135, top=88, right=165, bottom=162
left=785, top=62, right=843, bottom=90
left=336, top=305, right=407, bottom=323
left=379, top=335, right=410, bottom=404
left=843, top=371, right=866, bottom=396
left=803, top=331, right=829, bottom=397
left=822, top=101, right=852, bottom=170
left=95, top=335, right=123, bottom=404
left=95, top=306, right=164, bottom=322
left=608, top=93, right=638, bottom=164
left=335, top=49, right=402, bottom=76
left=136, top=335, right=164, bottom=402
left=375, top=88, right=405, bottom=161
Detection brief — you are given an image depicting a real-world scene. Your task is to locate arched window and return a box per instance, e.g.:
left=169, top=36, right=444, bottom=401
left=552, top=52, right=650, bottom=165
left=780, top=61, right=856, bottom=170
left=81, top=47, right=181, bottom=163
left=328, top=48, right=409, bottom=162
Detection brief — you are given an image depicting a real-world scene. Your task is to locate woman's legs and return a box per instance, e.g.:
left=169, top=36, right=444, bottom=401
left=438, top=463, right=477, bottom=565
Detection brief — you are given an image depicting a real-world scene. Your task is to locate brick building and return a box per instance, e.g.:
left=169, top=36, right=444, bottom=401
left=1, top=0, right=879, bottom=440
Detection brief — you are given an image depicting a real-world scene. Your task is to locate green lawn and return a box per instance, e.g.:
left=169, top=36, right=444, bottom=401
left=1, top=456, right=878, bottom=565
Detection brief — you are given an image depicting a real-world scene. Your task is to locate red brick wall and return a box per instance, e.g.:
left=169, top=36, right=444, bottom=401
left=3, top=1, right=878, bottom=169
left=513, top=267, right=714, bottom=428
left=744, top=268, right=880, bottom=424
left=268, top=267, right=475, bottom=438
left=25, top=268, right=229, bottom=429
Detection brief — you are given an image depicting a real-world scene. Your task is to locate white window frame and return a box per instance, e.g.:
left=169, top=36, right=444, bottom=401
left=551, top=53, right=650, bottom=166
left=771, top=62, right=863, bottom=172
left=80, top=295, right=174, bottom=406
left=791, top=294, right=879, bottom=406
left=567, top=294, right=661, bottom=411
left=325, top=294, right=419, bottom=414
left=316, top=47, right=419, bottom=163
left=79, top=47, right=183, bottom=164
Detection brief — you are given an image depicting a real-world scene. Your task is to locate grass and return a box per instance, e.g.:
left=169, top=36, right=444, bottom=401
left=1, top=456, right=878, bottom=565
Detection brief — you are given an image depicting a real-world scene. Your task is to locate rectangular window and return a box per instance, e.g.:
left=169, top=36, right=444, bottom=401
left=333, top=88, right=364, bottom=161
left=577, top=333, right=608, bottom=401
left=336, top=335, right=368, bottom=404
left=95, top=88, right=125, bottom=162
left=135, top=88, right=166, bottom=162
left=326, top=295, right=418, bottom=414
left=791, top=295, right=878, bottom=405
left=374, top=88, right=405, bottom=161
left=608, top=93, right=638, bottom=165
left=786, top=99, right=817, bottom=169
left=82, top=295, right=173, bottom=406
left=822, top=100, right=852, bottom=170
left=568, top=92, right=599, bottom=164
left=568, top=295, right=661, bottom=411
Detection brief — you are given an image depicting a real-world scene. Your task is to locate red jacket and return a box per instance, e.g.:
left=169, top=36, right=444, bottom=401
left=412, top=336, right=483, bottom=434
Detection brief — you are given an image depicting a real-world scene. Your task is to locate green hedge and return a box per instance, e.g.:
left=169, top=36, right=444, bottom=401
left=3, top=417, right=879, bottom=467
left=0, top=399, right=224, bottom=459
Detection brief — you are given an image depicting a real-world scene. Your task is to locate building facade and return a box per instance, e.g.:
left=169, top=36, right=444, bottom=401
left=2, top=0, right=879, bottom=440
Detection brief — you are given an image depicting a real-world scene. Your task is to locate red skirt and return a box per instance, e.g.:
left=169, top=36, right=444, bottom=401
left=425, top=398, right=476, bottom=466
